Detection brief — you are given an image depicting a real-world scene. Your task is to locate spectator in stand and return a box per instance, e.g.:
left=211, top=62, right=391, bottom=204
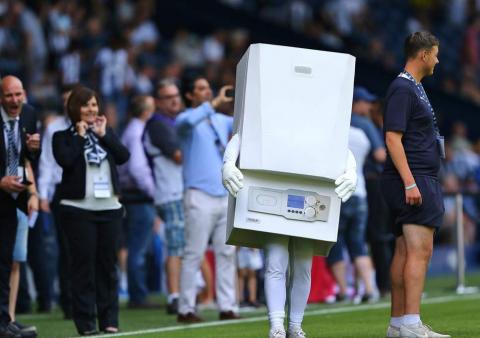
left=80, top=16, right=108, bottom=58
left=0, top=7, right=28, bottom=79
left=128, top=4, right=160, bottom=49
left=59, top=39, right=81, bottom=86
left=118, top=95, right=156, bottom=309
left=10, top=1, right=47, bottom=86
left=47, top=1, right=73, bottom=56
left=94, top=36, right=135, bottom=128
left=202, top=30, right=227, bottom=64
left=450, top=121, right=472, bottom=152
left=462, top=14, right=480, bottom=70
left=172, top=30, right=205, bottom=68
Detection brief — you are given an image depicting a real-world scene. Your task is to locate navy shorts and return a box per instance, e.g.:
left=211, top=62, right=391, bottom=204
left=381, top=175, right=444, bottom=237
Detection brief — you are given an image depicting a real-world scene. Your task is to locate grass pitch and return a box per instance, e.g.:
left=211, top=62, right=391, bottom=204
left=22, top=273, right=480, bottom=338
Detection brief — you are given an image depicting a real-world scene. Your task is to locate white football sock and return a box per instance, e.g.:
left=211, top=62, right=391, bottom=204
left=168, top=293, right=179, bottom=303
left=390, top=316, right=403, bottom=328
left=403, top=314, right=421, bottom=326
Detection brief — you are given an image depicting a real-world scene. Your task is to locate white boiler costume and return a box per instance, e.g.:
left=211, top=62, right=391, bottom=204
left=222, top=44, right=357, bottom=338
left=222, top=133, right=357, bottom=338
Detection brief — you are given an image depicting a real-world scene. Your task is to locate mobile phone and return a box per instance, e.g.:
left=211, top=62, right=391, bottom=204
left=22, top=179, right=32, bottom=186
left=225, top=89, right=235, bottom=98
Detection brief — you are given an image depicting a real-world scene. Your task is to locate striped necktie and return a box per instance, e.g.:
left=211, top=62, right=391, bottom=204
left=6, top=120, right=19, bottom=176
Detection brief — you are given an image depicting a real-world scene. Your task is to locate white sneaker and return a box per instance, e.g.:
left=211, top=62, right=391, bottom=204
left=386, top=325, right=401, bottom=337
left=421, top=323, right=451, bottom=338
left=400, top=322, right=428, bottom=337
left=286, top=328, right=307, bottom=338
left=269, top=328, right=286, bottom=338
left=400, top=322, right=451, bottom=338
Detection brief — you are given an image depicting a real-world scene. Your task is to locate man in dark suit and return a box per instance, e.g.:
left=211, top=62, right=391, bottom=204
left=0, top=75, right=40, bottom=338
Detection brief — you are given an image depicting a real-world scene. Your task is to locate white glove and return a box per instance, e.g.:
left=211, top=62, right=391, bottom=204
left=335, top=150, right=357, bottom=202
left=222, top=161, right=244, bottom=197
left=222, top=133, right=243, bottom=197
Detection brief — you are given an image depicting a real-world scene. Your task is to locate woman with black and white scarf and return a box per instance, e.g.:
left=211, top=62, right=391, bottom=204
left=53, top=85, right=130, bottom=336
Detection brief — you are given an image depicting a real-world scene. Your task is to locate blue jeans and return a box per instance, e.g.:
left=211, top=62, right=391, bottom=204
left=125, top=203, right=155, bottom=304
left=328, top=196, right=369, bottom=265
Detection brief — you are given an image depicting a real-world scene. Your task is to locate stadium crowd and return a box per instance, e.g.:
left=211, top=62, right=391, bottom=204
left=222, top=0, right=480, bottom=104
left=0, top=0, right=479, bottom=337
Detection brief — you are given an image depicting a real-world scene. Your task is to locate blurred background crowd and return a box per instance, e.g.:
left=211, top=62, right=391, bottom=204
left=0, top=0, right=479, bottom=323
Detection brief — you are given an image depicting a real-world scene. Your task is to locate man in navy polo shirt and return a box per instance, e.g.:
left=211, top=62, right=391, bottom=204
left=382, top=32, right=449, bottom=338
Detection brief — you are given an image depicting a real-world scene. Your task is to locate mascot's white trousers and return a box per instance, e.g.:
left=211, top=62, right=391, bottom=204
left=264, top=235, right=314, bottom=328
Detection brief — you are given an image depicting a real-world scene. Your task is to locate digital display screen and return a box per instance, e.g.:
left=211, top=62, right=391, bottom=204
left=287, top=195, right=304, bottom=209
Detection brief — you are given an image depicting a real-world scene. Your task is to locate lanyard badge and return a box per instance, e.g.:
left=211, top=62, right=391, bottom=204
left=93, top=174, right=111, bottom=198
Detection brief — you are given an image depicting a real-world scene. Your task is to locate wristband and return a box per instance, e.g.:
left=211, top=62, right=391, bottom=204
left=405, top=183, right=417, bottom=191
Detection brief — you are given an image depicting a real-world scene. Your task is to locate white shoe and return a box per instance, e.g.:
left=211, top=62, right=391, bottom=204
left=421, top=323, right=451, bottom=338
left=386, top=325, right=400, bottom=337
left=400, top=322, right=428, bottom=337
left=400, top=322, right=451, bottom=338
left=287, top=328, right=307, bottom=338
left=269, top=328, right=286, bottom=338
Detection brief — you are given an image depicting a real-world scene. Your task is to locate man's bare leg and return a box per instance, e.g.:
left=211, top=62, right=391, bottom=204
left=403, top=224, right=434, bottom=315
left=166, top=256, right=182, bottom=313
left=8, top=262, right=20, bottom=322
left=354, top=256, right=375, bottom=296
left=390, top=236, right=406, bottom=318
left=330, top=261, right=348, bottom=299
left=167, top=256, right=181, bottom=296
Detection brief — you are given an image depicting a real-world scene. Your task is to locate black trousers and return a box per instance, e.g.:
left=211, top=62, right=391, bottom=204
left=26, top=214, right=55, bottom=311
left=0, top=208, right=17, bottom=326
left=365, top=176, right=395, bottom=294
left=52, top=192, right=72, bottom=317
left=59, top=205, right=122, bottom=334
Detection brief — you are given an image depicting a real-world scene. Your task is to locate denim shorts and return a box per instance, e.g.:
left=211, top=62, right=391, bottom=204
left=237, top=247, right=263, bottom=270
left=156, top=200, right=185, bottom=257
left=328, top=196, right=369, bottom=265
left=13, top=209, right=29, bottom=262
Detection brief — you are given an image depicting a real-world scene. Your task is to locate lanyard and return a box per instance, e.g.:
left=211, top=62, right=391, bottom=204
left=207, top=116, right=225, bottom=157
left=398, top=70, right=440, bottom=136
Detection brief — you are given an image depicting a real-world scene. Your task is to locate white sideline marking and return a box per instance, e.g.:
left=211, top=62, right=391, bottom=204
left=72, top=293, right=480, bottom=338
